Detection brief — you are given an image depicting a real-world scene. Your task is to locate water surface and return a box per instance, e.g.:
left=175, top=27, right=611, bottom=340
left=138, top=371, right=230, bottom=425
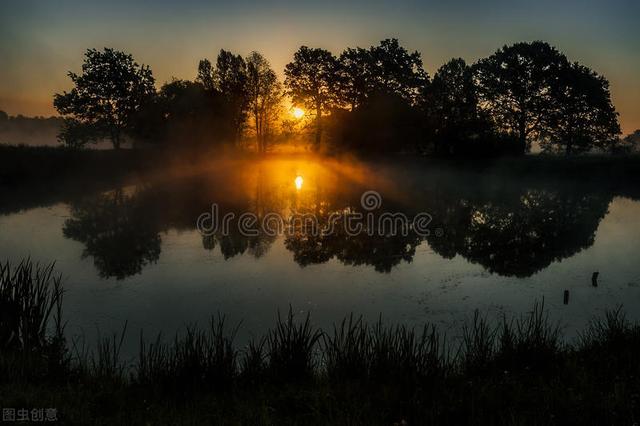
left=1, top=157, right=639, bottom=353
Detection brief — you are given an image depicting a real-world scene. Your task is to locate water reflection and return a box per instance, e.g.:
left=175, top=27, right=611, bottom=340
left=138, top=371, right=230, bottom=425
left=63, top=188, right=161, bottom=279
left=425, top=189, right=610, bottom=277
left=42, top=159, right=630, bottom=279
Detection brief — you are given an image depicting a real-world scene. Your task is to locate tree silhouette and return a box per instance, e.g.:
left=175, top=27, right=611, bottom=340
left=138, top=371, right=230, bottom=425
left=617, top=130, right=640, bottom=154
left=54, top=48, right=156, bottom=149
left=63, top=189, right=161, bottom=280
left=367, top=39, right=428, bottom=105
left=473, top=41, right=568, bottom=152
left=285, top=47, right=340, bottom=150
left=425, top=58, right=492, bottom=155
left=196, top=59, right=216, bottom=91
left=336, top=47, right=372, bottom=110
left=543, top=62, right=620, bottom=155
left=326, top=39, right=429, bottom=153
left=426, top=187, right=611, bottom=277
left=283, top=211, right=423, bottom=273
left=169, top=80, right=234, bottom=147
left=335, top=39, right=428, bottom=109
left=246, top=52, right=282, bottom=154
left=196, top=51, right=249, bottom=146
left=56, top=118, right=100, bottom=148
left=214, top=50, right=249, bottom=145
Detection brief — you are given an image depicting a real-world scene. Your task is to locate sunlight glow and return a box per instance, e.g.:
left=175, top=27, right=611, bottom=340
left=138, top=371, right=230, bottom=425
left=294, top=175, right=304, bottom=190
left=292, top=107, right=305, bottom=119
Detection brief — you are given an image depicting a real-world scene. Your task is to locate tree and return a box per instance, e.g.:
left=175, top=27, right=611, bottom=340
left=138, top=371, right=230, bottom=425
left=195, top=51, right=249, bottom=146
left=284, top=46, right=339, bottom=150
left=473, top=41, right=568, bottom=152
left=214, top=50, right=249, bottom=144
left=542, top=62, right=620, bottom=155
left=245, top=52, right=282, bottom=154
left=57, top=118, right=100, bottom=148
left=617, top=130, right=640, bottom=154
left=426, top=187, right=610, bottom=277
left=0, top=110, right=8, bottom=122
left=196, top=59, right=215, bottom=91
left=336, top=39, right=428, bottom=108
left=426, top=58, right=491, bottom=155
left=54, top=48, right=156, bottom=149
left=368, top=39, right=428, bottom=105
left=336, top=47, right=372, bottom=110
left=63, top=189, right=161, bottom=279
left=131, top=78, right=238, bottom=150
left=326, top=40, right=429, bottom=154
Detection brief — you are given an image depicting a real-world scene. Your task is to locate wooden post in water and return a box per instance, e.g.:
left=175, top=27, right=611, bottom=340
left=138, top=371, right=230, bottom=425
left=563, top=290, right=570, bottom=305
left=592, top=272, right=599, bottom=287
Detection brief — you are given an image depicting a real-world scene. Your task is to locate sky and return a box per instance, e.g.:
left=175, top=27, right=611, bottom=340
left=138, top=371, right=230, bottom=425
left=1, top=0, right=638, bottom=134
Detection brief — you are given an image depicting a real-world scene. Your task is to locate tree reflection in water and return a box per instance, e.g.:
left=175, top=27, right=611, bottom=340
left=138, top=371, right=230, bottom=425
left=63, top=188, right=161, bottom=279
left=60, top=160, right=618, bottom=279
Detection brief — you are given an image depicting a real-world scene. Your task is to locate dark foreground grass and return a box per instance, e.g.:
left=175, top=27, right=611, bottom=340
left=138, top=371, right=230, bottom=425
left=2, top=260, right=640, bottom=425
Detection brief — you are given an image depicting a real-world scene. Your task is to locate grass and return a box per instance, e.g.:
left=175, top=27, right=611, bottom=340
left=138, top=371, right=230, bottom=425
left=0, top=259, right=65, bottom=381
left=3, top=259, right=640, bottom=424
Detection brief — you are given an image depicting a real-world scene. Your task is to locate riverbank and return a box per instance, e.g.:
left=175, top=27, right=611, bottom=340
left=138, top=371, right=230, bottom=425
left=1, top=260, right=640, bottom=425
left=3, top=144, right=640, bottom=184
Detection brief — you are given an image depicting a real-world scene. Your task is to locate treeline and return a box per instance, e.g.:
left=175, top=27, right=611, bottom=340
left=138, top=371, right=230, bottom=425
left=53, top=40, right=629, bottom=156
left=0, top=112, right=63, bottom=146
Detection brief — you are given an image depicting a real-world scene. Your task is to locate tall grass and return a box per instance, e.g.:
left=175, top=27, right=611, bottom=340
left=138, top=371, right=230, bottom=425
left=460, top=310, right=497, bottom=375
left=495, top=300, right=561, bottom=372
left=266, top=307, right=322, bottom=382
left=135, top=315, right=239, bottom=391
left=460, top=301, right=562, bottom=376
left=323, top=315, right=448, bottom=384
left=6, top=257, right=640, bottom=426
left=0, top=259, right=65, bottom=380
left=323, top=314, right=370, bottom=381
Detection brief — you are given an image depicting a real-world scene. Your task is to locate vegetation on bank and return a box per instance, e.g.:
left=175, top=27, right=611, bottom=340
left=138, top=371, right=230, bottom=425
left=0, top=145, right=153, bottom=185
left=45, top=38, right=637, bottom=158
left=2, top=259, right=640, bottom=424
left=2, top=143, right=640, bottom=184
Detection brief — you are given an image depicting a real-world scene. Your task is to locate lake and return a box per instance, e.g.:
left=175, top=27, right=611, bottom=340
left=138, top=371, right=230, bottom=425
left=1, top=156, right=639, bottom=355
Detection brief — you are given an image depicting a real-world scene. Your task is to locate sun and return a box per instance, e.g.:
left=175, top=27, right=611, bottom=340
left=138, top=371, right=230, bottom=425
left=294, top=175, right=304, bottom=190
left=292, top=107, right=305, bottom=119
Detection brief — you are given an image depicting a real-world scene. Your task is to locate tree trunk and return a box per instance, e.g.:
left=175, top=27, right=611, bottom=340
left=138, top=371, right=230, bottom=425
left=565, top=137, right=573, bottom=156
left=315, top=102, right=322, bottom=152
left=112, top=129, right=121, bottom=150
left=518, top=115, right=527, bottom=154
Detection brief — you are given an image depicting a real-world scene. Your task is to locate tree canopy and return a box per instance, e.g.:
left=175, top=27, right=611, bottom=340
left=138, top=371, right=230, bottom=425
left=246, top=52, right=282, bottom=154
left=54, top=48, right=156, bottom=149
left=284, top=46, right=339, bottom=149
left=543, top=62, right=620, bottom=154
left=425, top=58, right=493, bottom=155
left=473, top=41, right=568, bottom=153
left=50, top=40, right=624, bottom=157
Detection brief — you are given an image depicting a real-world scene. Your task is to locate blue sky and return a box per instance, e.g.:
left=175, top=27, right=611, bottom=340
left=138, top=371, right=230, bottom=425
left=1, top=0, right=638, bottom=132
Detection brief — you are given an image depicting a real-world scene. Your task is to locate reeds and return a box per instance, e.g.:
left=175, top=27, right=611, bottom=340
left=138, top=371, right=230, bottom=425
left=135, top=315, right=239, bottom=391
left=0, top=259, right=65, bottom=380
left=5, top=256, right=640, bottom=426
left=460, top=301, right=562, bottom=375
left=322, top=314, right=448, bottom=384
left=0, top=259, right=64, bottom=352
left=266, top=307, right=322, bottom=382
left=0, top=262, right=587, bottom=389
